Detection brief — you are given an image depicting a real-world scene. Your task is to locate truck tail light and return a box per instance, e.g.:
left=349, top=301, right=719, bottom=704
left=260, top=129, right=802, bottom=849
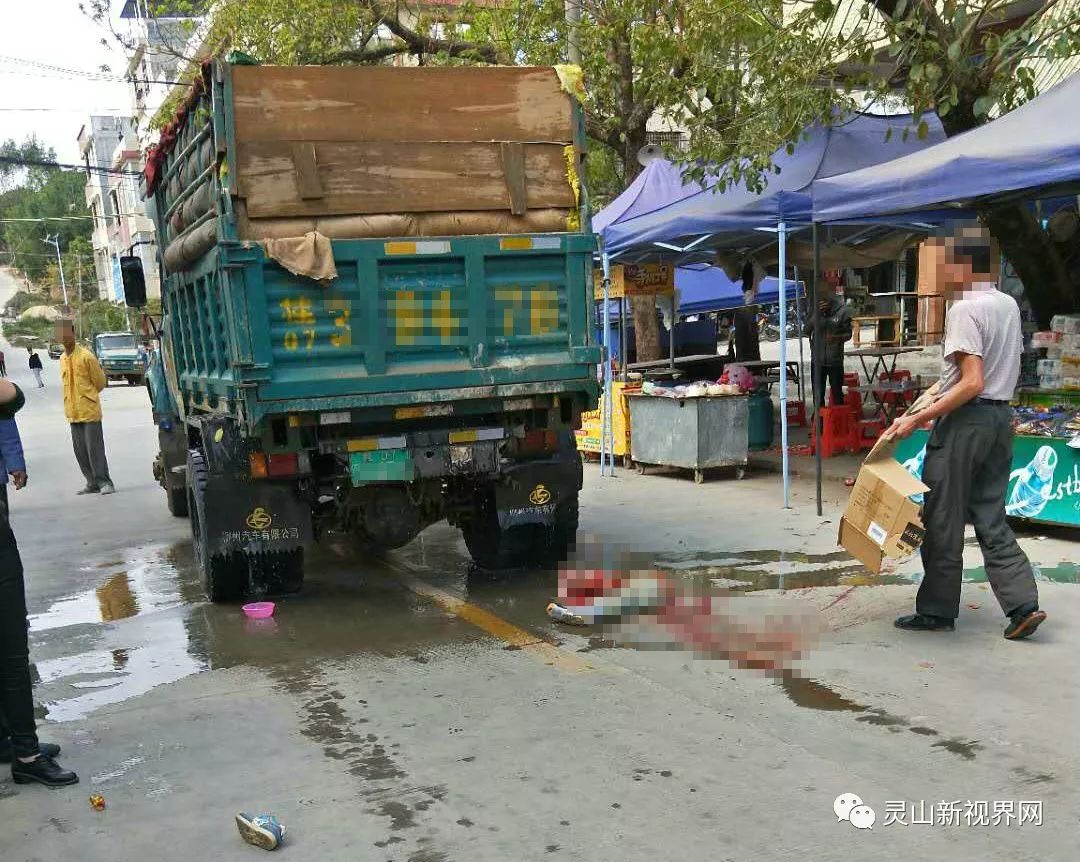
left=267, top=453, right=299, bottom=478
left=249, top=453, right=268, bottom=479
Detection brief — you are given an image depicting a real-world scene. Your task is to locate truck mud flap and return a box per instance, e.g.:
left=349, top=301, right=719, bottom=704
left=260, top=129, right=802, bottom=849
left=494, top=459, right=581, bottom=529
left=203, top=476, right=312, bottom=557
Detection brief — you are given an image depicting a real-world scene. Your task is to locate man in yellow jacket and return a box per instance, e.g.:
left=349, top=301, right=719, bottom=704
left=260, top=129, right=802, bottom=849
left=57, top=322, right=114, bottom=495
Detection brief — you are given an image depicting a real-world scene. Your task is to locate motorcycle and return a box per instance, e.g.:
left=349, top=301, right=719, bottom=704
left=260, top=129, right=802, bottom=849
left=757, top=304, right=799, bottom=341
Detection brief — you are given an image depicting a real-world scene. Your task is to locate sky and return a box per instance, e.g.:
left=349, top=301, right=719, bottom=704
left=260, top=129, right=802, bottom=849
left=1, top=0, right=133, bottom=163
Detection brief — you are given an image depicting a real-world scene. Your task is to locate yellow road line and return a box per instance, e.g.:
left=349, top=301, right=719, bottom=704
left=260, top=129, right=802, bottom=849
left=387, top=566, right=594, bottom=673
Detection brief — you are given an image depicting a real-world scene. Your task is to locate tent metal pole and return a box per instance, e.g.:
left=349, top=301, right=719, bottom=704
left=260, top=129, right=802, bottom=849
left=619, top=297, right=627, bottom=381
left=812, top=223, right=822, bottom=517
left=669, top=309, right=676, bottom=372
left=794, top=264, right=805, bottom=404
left=601, top=251, right=613, bottom=477
left=778, top=221, right=790, bottom=509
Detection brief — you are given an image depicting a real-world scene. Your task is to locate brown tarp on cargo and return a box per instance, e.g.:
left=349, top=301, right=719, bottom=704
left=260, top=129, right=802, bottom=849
left=260, top=231, right=338, bottom=282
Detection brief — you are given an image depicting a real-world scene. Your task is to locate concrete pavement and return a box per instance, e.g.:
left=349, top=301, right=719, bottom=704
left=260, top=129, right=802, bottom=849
left=1, top=268, right=1077, bottom=861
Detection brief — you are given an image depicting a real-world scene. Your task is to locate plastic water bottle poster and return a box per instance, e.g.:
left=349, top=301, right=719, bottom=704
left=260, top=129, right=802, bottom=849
left=894, top=432, right=1080, bottom=527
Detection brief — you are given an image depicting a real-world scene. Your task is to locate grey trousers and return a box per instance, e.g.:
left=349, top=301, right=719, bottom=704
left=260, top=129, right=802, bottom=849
left=71, top=421, right=112, bottom=489
left=918, top=402, right=1038, bottom=619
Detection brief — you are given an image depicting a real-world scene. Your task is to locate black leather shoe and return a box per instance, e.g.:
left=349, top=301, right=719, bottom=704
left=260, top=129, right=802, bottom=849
left=11, top=754, right=78, bottom=787
left=895, top=613, right=955, bottom=632
left=1005, top=606, right=1047, bottom=640
left=0, top=741, right=60, bottom=764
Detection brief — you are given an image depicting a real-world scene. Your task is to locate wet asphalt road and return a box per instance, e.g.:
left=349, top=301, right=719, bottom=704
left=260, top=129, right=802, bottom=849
left=2, top=271, right=1078, bottom=861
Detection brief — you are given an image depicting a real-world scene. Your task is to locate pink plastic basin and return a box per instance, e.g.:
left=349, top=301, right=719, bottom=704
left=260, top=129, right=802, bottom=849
left=242, top=602, right=276, bottom=620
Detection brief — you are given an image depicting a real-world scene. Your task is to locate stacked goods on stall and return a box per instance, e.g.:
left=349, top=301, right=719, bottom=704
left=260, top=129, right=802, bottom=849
left=1033, top=315, right=1080, bottom=390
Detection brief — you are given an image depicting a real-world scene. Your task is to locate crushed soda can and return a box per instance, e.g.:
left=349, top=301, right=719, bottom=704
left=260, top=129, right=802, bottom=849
left=546, top=602, right=587, bottom=626
left=89, top=794, right=106, bottom=811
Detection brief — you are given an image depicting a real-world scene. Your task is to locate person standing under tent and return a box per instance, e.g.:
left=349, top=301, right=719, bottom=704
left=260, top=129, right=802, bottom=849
left=806, top=287, right=852, bottom=408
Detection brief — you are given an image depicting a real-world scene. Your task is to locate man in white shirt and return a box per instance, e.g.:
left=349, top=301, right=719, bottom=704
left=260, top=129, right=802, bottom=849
left=890, top=225, right=1045, bottom=640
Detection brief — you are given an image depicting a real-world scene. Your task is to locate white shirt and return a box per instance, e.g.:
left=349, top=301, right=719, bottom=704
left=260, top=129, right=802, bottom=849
left=939, top=283, right=1023, bottom=401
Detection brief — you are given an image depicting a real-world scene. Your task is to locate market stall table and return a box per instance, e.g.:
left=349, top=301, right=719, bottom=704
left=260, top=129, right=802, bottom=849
left=846, top=346, right=923, bottom=386
left=626, top=353, right=727, bottom=382
left=734, top=359, right=803, bottom=400
left=852, top=378, right=927, bottom=426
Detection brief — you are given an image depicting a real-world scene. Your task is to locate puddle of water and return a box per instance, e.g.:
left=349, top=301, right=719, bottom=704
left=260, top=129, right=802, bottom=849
left=31, top=541, right=486, bottom=723
left=654, top=550, right=916, bottom=593
left=777, top=674, right=980, bottom=760
left=31, top=556, right=186, bottom=632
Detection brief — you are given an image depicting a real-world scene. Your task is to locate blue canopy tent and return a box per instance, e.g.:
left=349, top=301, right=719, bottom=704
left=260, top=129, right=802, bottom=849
left=590, top=159, right=719, bottom=475
left=595, top=270, right=801, bottom=318
left=594, top=269, right=803, bottom=361
left=813, top=73, right=1080, bottom=222
left=675, top=267, right=802, bottom=315
left=604, top=112, right=947, bottom=256
left=601, top=111, right=948, bottom=507
left=592, top=158, right=712, bottom=235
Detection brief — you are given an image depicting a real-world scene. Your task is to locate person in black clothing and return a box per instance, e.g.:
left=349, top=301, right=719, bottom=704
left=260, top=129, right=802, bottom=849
left=0, top=379, right=78, bottom=787
left=805, top=289, right=853, bottom=408
left=28, top=349, right=44, bottom=389
left=729, top=260, right=761, bottom=362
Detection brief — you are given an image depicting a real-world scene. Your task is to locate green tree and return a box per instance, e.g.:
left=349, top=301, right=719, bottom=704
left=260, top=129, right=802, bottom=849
left=0, top=140, right=92, bottom=284
left=846, top=0, right=1080, bottom=323
left=87, top=1, right=844, bottom=358
left=0, top=135, right=57, bottom=193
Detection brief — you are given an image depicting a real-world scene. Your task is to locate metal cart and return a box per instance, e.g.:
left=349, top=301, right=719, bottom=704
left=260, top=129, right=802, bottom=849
left=628, top=394, right=749, bottom=483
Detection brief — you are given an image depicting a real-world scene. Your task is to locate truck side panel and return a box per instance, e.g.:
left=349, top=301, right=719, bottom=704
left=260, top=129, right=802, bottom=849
left=165, top=235, right=597, bottom=421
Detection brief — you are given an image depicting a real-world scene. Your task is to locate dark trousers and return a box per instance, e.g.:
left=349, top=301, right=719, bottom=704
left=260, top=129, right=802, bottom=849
left=71, top=421, right=112, bottom=488
left=918, top=402, right=1038, bottom=619
left=0, top=486, right=39, bottom=758
left=812, top=361, right=845, bottom=408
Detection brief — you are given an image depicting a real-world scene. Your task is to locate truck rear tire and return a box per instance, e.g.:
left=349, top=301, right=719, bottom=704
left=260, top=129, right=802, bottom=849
left=463, top=491, right=578, bottom=571
left=188, top=449, right=247, bottom=603
left=167, top=479, right=189, bottom=518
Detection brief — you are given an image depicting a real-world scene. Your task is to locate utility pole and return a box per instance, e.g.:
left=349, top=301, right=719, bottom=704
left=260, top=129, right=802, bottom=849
left=42, top=234, right=69, bottom=311
left=565, top=0, right=582, bottom=65
left=76, top=254, right=84, bottom=340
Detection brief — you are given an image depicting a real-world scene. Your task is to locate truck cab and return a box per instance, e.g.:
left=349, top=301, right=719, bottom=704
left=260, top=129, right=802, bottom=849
left=94, top=331, right=147, bottom=386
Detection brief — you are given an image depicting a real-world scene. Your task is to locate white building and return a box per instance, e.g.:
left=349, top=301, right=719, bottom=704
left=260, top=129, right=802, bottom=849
left=119, top=0, right=206, bottom=148
left=78, top=115, right=136, bottom=301
left=108, top=131, right=161, bottom=301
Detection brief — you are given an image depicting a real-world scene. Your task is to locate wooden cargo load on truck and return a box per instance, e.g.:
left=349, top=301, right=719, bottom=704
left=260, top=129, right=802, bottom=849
left=152, top=62, right=588, bottom=273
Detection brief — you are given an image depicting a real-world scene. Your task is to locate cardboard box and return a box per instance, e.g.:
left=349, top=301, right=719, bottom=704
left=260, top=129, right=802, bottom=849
left=838, top=385, right=938, bottom=573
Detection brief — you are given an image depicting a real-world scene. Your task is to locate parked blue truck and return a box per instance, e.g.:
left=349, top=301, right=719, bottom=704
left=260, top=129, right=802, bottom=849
left=130, top=60, right=599, bottom=600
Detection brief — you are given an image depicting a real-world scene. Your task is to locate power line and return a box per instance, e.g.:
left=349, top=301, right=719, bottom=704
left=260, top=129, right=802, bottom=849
left=0, top=53, right=187, bottom=87
left=0, top=156, right=141, bottom=178
left=0, top=213, right=152, bottom=223
left=0, top=107, right=138, bottom=113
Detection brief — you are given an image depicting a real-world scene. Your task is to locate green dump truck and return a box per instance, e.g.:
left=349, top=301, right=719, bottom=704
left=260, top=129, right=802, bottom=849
left=135, top=60, right=599, bottom=601
left=94, top=331, right=147, bottom=385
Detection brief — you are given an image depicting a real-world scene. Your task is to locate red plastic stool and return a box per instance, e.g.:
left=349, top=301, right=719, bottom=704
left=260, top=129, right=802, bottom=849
left=879, top=370, right=914, bottom=407
left=856, top=417, right=887, bottom=450
left=810, top=405, right=858, bottom=458
left=786, top=399, right=808, bottom=428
